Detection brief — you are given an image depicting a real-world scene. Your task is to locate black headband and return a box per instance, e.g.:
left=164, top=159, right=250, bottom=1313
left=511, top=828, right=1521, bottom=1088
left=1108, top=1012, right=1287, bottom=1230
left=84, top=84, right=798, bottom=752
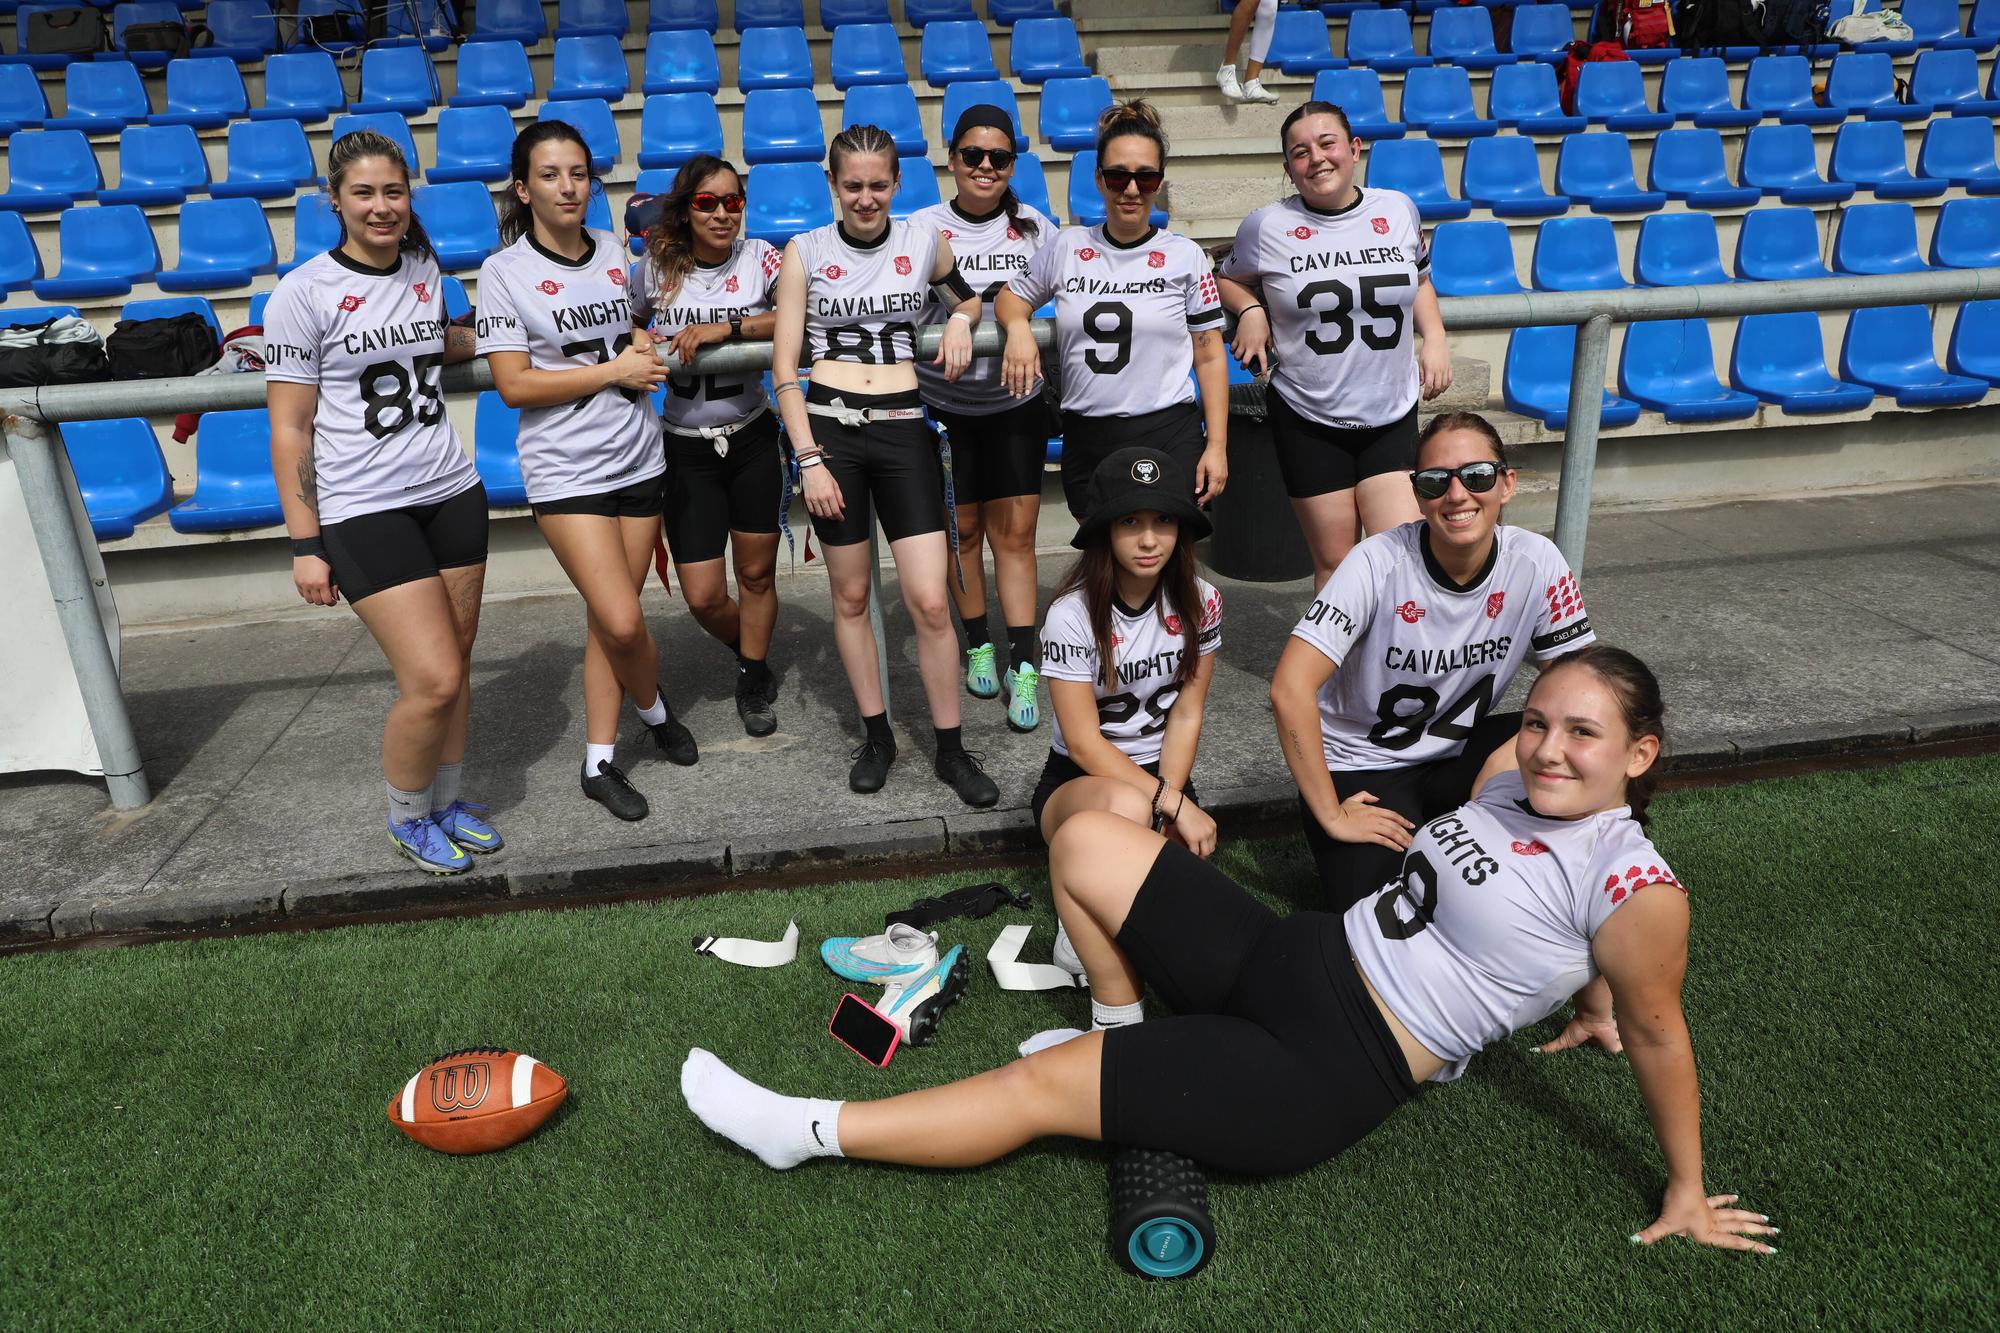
left=951, top=103, right=1018, bottom=147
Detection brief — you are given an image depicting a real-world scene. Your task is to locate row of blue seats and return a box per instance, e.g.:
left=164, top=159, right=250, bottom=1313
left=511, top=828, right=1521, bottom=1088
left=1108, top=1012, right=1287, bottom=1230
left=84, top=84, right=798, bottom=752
left=0, top=0, right=457, bottom=67
left=451, top=0, right=1065, bottom=41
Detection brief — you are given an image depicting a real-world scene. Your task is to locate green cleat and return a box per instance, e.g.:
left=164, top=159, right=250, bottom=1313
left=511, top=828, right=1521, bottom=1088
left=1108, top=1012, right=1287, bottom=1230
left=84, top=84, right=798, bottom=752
left=1003, top=663, right=1041, bottom=732
left=964, top=641, right=1000, bottom=699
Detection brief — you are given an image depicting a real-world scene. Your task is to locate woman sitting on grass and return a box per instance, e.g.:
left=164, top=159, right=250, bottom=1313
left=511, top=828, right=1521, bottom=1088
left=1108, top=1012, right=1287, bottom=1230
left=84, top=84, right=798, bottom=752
left=681, top=645, right=1779, bottom=1254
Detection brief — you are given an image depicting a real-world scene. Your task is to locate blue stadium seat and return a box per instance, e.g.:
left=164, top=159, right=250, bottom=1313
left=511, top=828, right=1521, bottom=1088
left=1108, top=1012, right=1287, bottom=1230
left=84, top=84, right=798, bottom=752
left=1461, top=134, right=1569, bottom=215
left=1487, top=61, right=1584, bottom=133
left=469, top=0, right=545, bottom=43
left=1506, top=3, right=1575, bottom=61
left=891, top=159, right=942, bottom=218
left=1734, top=206, right=1832, bottom=280
left=452, top=41, right=535, bottom=107
left=738, top=24, right=814, bottom=90
left=331, top=113, right=423, bottom=176
left=0, top=304, right=84, bottom=330
left=585, top=189, right=614, bottom=234
left=990, top=0, right=1058, bottom=20
left=831, top=23, right=906, bottom=89
left=1736, top=123, right=1857, bottom=203
left=212, top=119, right=319, bottom=199
left=99, top=124, right=209, bottom=206
left=1531, top=216, right=1626, bottom=289
left=0, top=65, right=50, bottom=136
left=353, top=45, right=439, bottom=116
left=1555, top=131, right=1666, bottom=213
left=922, top=20, right=999, bottom=85
left=1931, top=198, right=2000, bottom=268
left=556, top=0, right=627, bottom=37
left=158, top=196, right=276, bottom=290
left=1401, top=66, right=1498, bottom=138
left=1946, top=302, right=2000, bottom=387
left=1065, top=151, right=1167, bottom=227
left=1743, top=55, right=1844, bottom=124
left=1910, top=48, right=2000, bottom=115
left=0, top=212, right=41, bottom=292
left=288, top=0, right=365, bottom=50
left=0, top=130, right=100, bottom=212
left=1575, top=61, right=1672, bottom=132
left=124, top=295, right=224, bottom=339
left=33, top=204, right=159, bottom=299
left=1826, top=52, right=1931, bottom=121
left=46, top=61, right=150, bottom=134
left=1883, top=0, right=1958, bottom=46
left=744, top=160, right=832, bottom=245
left=639, top=92, right=724, bottom=168
left=251, top=52, right=343, bottom=123
left=821, top=0, right=890, bottom=25
left=1365, top=139, right=1471, bottom=220
left=941, top=80, right=1028, bottom=150
left=1428, top=219, right=1523, bottom=296
left=550, top=34, right=631, bottom=100
left=649, top=0, right=717, bottom=31
left=1619, top=320, right=1758, bottom=422
left=1659, top=56, right=1757, bottom=128
left=538, top=99, right=621, bottom=172
left=1945, top=0, right=2000, bottom=50
left=1039, top=75, right=1113, bottom=152
left=1265, top=8, right=1342, bottom=75
left=170, top=409, right=283, bottom=533
left=1831, top=120, right=1946, bottom=198
left=1840, top=306, right=1989, bottom=406
left=1832, top=200, right=1926, bottom=274
left=1647, top=128, right=1760, bottom=208
left=7, top=5, right=89, bottom=71
left=1011, top=152, right=1053, bottom=217
left=733, top=0, right=804, bottom=28
left=844, top=83, right=926, bottom=155
left=743, top=87, right=827, bottom=164
left=109, top=2, right=189, bottom=68
left=1312, top=68, right=1406, bottom=138
left=904, top=0, right=974, bottom=25
left=1917, top=117, right=2000, bottom=192
left=151, top=57, right=247, bottom=129
left=1010, top=17, right=1092, bottom=82
left=644, top=30, right=720, bottom=95
left=280, top=191, right=339, bottom=273
left=1345, top=8, right=1430, bottom=70
left=427, top=105, right=516, bottom=183
left=1730, top=311, right=1875, bottom=414
left=1428, top=5, right=1511, bottom=69
left=1503, top=326, right=1643, bottom=428
left=415, top=181, right=499, bottom=271
left=472, top=392, right=529, bottom=506
left=61, top=418, right=176, bottom=542
left=383, top=0, right=456, bottom=50
left=1634, top=211, right=1728, bottom=286
left=198, top=0, right=278, bottom=61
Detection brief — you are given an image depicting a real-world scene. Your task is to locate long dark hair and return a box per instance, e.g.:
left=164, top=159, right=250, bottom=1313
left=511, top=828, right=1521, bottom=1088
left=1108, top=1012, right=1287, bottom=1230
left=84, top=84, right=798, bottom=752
left=1533, top=645, right=1668, bottom=828
left=327, top=130, right=436, bottom=263
left=1052, top=520, right=1204, bottom=694
left=499, top=121, right=599, bottom=247
left=949, top=112, right=1038, bottom=240
left=643, top=154, right=742, bottom=310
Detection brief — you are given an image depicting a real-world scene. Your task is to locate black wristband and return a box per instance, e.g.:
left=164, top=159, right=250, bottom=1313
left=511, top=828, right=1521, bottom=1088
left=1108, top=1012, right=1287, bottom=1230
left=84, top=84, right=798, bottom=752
left=729, top=317, right=743, bottom=340
left=1151, top=775, right=1167, bottom=820
left=292, top=536, right=326, bottom=559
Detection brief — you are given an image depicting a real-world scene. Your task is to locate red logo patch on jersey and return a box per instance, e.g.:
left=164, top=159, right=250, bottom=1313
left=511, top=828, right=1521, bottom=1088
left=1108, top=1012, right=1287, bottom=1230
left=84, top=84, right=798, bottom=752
left=895, top=255, right=912, bottom=276
left=1164, top=614, right=1183, bottom=635
left=411, top=282, right=430, bottom=304
left=537, top=280, right=563, bottom=296
left=941, top=228, right=956, bottom=241
left=822, top=264, right=846, bottom=280
left=1371, top=216, right=1390, bottom=235
left=1292, top=225, right=1313, bottom=240
left=608, top=267, right=626, bottom=287
left=724, top=275, right=740, bottom=292
left=1005, top=226, right=1021, bottom=241
left=1511, top=840, right=1551, bottom=857
left=1110, top=633, right=1123, bottom=648
left=1486, top=591, right=1506, bottom=619
left=1396, top=600, right=1426, bottom=624
left=1147, top=250, right=1166, bottom=269
left=1077, top=246, right=1098, bottom=262
left=338, top=294, right=365, bottom=313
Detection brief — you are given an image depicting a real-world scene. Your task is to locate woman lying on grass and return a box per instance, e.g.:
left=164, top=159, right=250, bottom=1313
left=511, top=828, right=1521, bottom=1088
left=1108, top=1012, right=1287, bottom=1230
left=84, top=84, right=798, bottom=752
left=682, top=646, right=1778, bottom=1253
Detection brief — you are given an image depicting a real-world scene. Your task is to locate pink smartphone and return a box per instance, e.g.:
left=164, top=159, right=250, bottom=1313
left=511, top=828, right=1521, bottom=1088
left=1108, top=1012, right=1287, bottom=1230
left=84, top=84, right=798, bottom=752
left=829, top=992, right=901, bottom=1067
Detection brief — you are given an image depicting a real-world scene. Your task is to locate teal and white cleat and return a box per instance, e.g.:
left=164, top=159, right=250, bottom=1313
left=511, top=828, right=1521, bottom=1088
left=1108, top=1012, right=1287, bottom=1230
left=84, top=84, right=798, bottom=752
left=821, top=923, right=940, bottom=986
left=1003, top=663, right=1041, bottom=732
left=964, top=642, right=1000, bottom=699
left=389, top=814, right=472, bottom=876
left=878, top=945, right=969, bottom=1047
left=434, top=800, right=503, bottom=854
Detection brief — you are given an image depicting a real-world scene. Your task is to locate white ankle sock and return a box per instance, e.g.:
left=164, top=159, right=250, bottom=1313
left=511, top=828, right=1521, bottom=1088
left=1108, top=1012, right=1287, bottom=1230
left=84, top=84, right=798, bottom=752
left=1091, top=999, right=1144, bottom=1030
left=636, top=692, right=669, bottom=726
left=1018, top=1027, right=1087, bottom=1057
left=584, top=742, right=617, bottom=776
left=431, top=761, right=462, bottom=813
left=680, top=1048, right=843, bottom=1169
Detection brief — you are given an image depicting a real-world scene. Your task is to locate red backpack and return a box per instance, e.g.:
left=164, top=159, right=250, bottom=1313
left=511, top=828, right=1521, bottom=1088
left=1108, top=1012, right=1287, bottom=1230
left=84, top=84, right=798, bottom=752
left=1618, top=0, right=1675, bottom=47
left=1558, top=40, right=1630, bottom=115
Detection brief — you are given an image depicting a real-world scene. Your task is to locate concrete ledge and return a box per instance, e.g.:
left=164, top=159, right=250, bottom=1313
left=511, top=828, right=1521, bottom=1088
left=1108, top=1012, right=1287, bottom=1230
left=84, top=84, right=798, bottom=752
left=505, top=840, right=731, bottom=900
left=944, top=807, right=1040, bottom=856
left=282, top=866, right=512, bottom=918
left=88, top=886, right=284, bottom=936
left=0, top=906, right=55, bottom=944
left=728, top=818, right=950, bottom=878
left=49, top=899, right=102, bottom=940
left=1733, top=721, right=1920, bottom=766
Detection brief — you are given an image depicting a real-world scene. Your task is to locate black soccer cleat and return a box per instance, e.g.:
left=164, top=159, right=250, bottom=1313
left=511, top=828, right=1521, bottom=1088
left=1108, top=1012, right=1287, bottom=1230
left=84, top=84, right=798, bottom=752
left=735, top=672, right=777, bottom=738
left=848, top=736, right=897, bottom=794
left=582, top=760, right=648, bottom=822
left=935, top=748, right=999, bottom=808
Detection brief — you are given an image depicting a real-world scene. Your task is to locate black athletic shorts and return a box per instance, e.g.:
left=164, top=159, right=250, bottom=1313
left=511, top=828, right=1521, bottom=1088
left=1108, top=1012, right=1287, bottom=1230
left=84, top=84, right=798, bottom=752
left=663, top=410, right=782, bottom=564
left=1029, top=749, right=1199, bottom=831
left=933, top=397, right=1050, bottom=506
left=805, top=382, right=948, bottom=547
left=1301, top=709, right=1523, bottom=912
left=1059, top=401, right=1205, bottom=521
left=1267, top=387, right=1419, bottom=500
left=531, top=472, right=667, bottom=519
left=1098, top=841, right=1417, bottom=1175
left=322, top=482, right=488, bottom=605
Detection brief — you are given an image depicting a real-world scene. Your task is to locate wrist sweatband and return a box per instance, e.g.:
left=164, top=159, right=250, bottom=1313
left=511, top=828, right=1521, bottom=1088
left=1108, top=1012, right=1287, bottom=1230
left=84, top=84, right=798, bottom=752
left=1151, top=775, right=1167, bottom=821
left=292, top=536, right=326, bottom=559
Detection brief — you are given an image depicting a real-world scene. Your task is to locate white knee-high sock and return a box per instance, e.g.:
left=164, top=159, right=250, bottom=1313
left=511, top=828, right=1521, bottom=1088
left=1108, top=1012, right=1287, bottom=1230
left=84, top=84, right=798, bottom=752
left=681, top=1048, right=843, bottom=1169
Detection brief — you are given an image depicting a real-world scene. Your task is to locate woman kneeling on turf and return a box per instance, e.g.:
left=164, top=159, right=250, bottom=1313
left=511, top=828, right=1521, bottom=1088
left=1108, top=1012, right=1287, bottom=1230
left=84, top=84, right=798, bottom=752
left=682, top=646, right=1779, bottom=1253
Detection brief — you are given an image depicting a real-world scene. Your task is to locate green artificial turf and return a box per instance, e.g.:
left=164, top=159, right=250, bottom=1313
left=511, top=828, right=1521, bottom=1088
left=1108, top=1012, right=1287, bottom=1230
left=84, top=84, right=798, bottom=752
left=3, top=755, right=1996, bottom=1330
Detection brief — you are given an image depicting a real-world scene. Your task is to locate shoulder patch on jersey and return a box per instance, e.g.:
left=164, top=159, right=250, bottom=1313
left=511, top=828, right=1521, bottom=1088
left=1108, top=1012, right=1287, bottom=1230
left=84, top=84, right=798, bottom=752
left=761, top=246, right=783, bottom=278
left=1544, top=573, right=1585, bottom=623
left=1603, top=864, right=1685, bottom=905
left=1200, top=586, right=1222, bottom=629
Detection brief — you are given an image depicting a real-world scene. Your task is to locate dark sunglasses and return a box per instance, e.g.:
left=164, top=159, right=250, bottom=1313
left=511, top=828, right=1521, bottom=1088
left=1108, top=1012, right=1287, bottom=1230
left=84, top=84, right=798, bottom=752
left=690, top=191, right=746, bottom=214
left=957, top=146, right=1016, bottom=170
left=1100, top=167, right=1165, bottom=195
left=1411, top=461, right=1505, bottom=499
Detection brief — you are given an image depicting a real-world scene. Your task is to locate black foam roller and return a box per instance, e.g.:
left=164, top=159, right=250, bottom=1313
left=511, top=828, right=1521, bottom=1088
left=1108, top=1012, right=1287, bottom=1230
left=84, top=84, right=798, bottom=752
left=1109, top=1147, right=1216, bottom=1279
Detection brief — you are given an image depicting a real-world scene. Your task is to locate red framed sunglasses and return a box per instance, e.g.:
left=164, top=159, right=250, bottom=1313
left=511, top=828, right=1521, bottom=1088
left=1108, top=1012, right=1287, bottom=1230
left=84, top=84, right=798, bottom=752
left=691, top=191, right=746, bottom=214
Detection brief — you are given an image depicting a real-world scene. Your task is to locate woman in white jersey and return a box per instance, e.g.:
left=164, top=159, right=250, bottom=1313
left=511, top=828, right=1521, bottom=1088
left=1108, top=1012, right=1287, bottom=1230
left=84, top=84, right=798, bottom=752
left=1272, top=411, right=1592, bottom=910
left=910, top=104, right=1059, bottom=733
left=681, top=648, right=1781, bottom=1256
left=771, top=124, right=997, bottom=807
left=477, top=122, right=693, bottom=826
left=998, top=100, right=1231, bottom=531
left=1219, top=102, right=1455, bottom=589
left=265, top=131, right=493, bottom=876
left=629, top=154, right=785, bottom=739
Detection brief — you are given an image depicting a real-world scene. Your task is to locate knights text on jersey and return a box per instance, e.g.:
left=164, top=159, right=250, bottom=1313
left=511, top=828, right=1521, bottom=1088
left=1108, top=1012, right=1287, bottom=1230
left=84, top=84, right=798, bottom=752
left=1219, top=190, right=1429, bottom=429
left=1345, top=770, right=1684, bottom=1082
left=1040, top=579, right=1223, bottom=765
left=475, top=229, right=664, bottom=505
left=793, top=218, right=940, bottom=366
left=910, top=200, right=1056, bottom=414
left=1006, top=225, right=1223, bottom=419
left=1290, top=523, right=1595, bottom=771
left=262, top=249, right=478, bottom=526
left=630, top=239, right=782, bottom=429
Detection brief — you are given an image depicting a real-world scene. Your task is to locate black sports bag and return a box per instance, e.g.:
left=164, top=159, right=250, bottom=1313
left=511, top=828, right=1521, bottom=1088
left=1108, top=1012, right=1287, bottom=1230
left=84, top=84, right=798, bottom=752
left=0, top=316, right=114, bottom=389
left=106, top=314, right=221, bottom=381
left=24, top=7, right=108, bottom=55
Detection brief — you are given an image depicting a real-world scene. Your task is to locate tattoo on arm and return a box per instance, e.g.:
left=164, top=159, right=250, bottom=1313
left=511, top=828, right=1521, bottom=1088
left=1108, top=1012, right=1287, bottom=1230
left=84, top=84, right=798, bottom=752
left=446, top=324, right=477, bottom=357
left=1285, top=726, right=1307, bottom=762
left=296, top=455, right=318, bottom=513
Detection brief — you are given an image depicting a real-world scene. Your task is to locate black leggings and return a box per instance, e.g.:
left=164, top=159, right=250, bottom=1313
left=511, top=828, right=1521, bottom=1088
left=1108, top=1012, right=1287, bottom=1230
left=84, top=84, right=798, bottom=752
left=1097, top=841, right=1417, bottom=1175
left=804, top=382, right=947, bottom=547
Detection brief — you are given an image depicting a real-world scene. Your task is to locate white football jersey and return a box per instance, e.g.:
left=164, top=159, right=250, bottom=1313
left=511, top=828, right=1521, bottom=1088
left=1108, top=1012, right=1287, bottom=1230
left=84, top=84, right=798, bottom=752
left=792, top=218, right=940, bottom=365
left=1220, top=189, right=1429, bottom=430
left=1040, top=578, right=1223, bottom=765
left=1291, top=523, right=1595, bottom=771
left=1006, top=225, right=1223, bottom=419
left=262, top=248, right=477, bottom=525
left=1346, top=770, right=1684, bottom=1082
left=476, top=229, right=664, bottom=505
left=910, top=199, right=1056, bottom=415
left=630, top=238, right=783, bottom=430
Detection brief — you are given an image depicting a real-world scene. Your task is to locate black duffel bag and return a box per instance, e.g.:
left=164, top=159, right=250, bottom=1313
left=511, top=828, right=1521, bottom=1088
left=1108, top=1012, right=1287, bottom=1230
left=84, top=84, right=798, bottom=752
left=123, top=20, right=210, bottom=59
left=0, top=316, right=114, bottom=389
left=106, top=313, right=221, bottom=381
left=24, top=6, right=107, bottom=55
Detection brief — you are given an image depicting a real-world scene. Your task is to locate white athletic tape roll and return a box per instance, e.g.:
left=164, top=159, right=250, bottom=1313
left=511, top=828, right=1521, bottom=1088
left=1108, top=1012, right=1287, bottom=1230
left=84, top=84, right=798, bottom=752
left=987, top=924, right=1087, bottom=991
left=692, top=920, right=800, bottom=968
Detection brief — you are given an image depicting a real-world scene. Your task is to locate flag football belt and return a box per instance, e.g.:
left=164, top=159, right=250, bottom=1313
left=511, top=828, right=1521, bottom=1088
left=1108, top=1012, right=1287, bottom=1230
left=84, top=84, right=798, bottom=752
left=986, top=923, right=1086, bottom=991
left=885, top=880, right=1030, bottom=931
left=691, top=919, right=799, bottom=967
left=804, top=400, right=929, bottom=427
left=662, top=399, right=768, bottom=455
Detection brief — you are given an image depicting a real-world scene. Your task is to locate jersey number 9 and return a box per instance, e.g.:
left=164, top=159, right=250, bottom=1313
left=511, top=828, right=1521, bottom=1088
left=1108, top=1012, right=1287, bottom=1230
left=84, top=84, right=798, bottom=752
left=359, top=354, right=445, bottom=440
left=1297, top=275, right=1410, bottom=356
left=1081, top=301, right=1133, bottom=375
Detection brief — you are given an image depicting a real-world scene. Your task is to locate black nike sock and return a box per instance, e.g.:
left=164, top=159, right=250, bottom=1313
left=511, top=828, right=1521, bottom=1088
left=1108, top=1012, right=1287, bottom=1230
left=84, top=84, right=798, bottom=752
left=961, top=612, right=991, bottom=651
left=1006, top=625, right=1038, bottom=672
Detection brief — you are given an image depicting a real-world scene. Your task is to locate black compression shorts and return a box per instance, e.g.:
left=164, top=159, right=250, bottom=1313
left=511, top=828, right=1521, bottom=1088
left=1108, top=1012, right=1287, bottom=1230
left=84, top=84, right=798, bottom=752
left=805, top=382, right=948, bottom=547
left=1029, top=749, right=1198, bottom=831
left=530, top=472, right=667, bottom=519
left=663, top=410, right=783, bottom=564
left=322, top=482, right=488, bottom=605
left=932, top=397, right=1051, bottom=506
left=1098, top=841, right=1417, bottom=1175
left=1267, top=388, right=1419, bottom=500
left=1058, top=402, right=1205, bottom=521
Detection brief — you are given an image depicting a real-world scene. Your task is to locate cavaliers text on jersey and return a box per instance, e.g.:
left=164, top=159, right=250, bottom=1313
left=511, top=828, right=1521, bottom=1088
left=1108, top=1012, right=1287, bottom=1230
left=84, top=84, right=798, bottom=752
left=910, top=200, right=1056, bottom=414
left=792, top=217, right=941, bottom=366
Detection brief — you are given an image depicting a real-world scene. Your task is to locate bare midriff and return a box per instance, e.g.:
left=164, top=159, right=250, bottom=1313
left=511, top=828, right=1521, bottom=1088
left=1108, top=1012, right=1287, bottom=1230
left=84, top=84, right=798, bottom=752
left=809, top=358, right=920, bottom=396
left=1355, top=962, right=1448, bottom=1087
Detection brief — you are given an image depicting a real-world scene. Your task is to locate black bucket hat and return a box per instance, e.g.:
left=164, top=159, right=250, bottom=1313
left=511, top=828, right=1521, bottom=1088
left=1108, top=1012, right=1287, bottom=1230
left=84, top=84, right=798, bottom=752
left=1071, top=447, right=1212, bottom=549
